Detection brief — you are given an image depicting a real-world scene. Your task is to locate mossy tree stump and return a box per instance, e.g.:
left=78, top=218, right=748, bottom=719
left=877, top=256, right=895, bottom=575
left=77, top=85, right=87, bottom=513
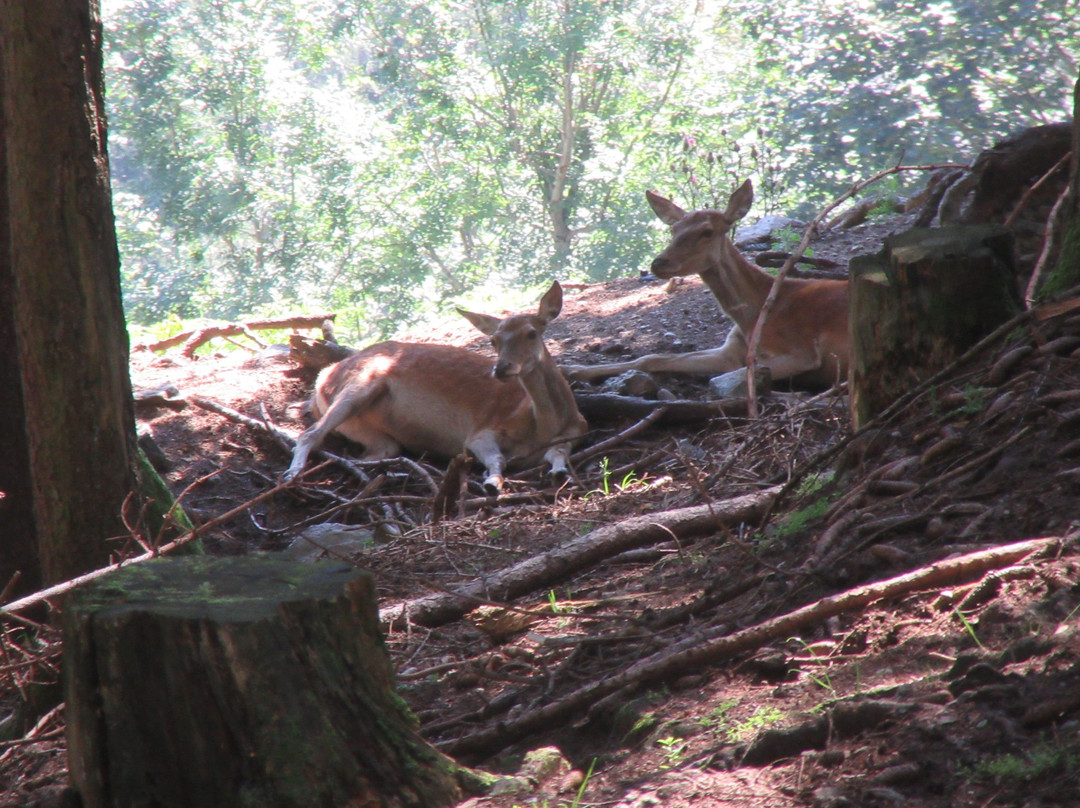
left=64, top=556, right=463, bottom=808
left=849, top=225, right=1022, bottom=429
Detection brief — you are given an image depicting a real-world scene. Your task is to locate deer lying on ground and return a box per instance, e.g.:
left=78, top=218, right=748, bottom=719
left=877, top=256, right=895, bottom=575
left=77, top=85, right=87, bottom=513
left=285, top=281, right=587, bottom=494
left=563, top=180, right=850, bottom=389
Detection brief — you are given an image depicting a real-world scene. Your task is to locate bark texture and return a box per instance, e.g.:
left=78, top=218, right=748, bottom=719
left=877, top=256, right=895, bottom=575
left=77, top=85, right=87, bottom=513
left=65, top=556, right=464, bottom=808
left=0, top=0, right=135, bottom=589
left=849, top=225, right=1022, bottom=429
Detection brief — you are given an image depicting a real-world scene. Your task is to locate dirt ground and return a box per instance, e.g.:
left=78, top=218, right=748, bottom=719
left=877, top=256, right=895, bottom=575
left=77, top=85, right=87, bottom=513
left=3, top=208, right=1080, bottom=807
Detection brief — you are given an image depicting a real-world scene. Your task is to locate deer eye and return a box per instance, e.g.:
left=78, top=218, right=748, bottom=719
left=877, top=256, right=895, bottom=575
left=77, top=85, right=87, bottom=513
left=527, top=330, right=538, bottom=340
left=699, top=228, right=713, bottom=240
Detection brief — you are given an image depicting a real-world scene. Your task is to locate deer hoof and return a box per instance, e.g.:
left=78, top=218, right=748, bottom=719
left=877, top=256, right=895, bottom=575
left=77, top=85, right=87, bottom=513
left=548, top=468, right=570, bottom=487
left=483, top=475, right=505, bottom=496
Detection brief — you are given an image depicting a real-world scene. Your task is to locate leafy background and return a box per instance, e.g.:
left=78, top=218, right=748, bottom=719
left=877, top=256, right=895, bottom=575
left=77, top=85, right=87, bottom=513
left=103, top=0, right=1079, bottom=343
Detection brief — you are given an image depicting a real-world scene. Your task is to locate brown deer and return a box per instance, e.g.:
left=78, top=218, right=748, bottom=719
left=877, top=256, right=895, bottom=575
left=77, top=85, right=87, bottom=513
left=285, top=281, right=587, bottom=493
left=563, top=180, right=850, bottom=389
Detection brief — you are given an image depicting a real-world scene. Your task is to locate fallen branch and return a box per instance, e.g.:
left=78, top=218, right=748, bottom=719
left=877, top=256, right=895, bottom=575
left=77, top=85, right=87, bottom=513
left=288, top=334, right=355, bottom=370
left=1, top=476, right=300, bottom=617
left=135, top=314, right=336, bottom=357
left=573, top=393, right=749, bottom=424
left=445, top=533, right=1066, bottom=759
left=380, top=486, right=779, bottom=630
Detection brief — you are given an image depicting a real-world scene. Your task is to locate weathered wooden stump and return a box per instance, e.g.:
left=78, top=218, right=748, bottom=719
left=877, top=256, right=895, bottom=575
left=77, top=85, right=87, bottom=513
left=64, top=556, right=464, bottom=808
left=849, top=225, right=1021, bottom=429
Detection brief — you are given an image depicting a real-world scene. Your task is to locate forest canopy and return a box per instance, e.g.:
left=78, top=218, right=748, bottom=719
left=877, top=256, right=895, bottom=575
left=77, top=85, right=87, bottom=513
left=102, top=0, right=1079, bottom=342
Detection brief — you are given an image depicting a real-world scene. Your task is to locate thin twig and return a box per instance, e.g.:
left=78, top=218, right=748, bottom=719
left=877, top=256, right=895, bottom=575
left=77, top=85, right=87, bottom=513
left=1004, top=150, right=1071, bottom=228
left=0, top=473, right=311, bottom=617
left=1025, top=183, right=1073, bottom=307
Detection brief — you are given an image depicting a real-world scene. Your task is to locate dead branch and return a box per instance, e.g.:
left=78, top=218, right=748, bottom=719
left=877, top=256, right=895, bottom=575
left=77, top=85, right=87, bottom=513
left=754, top=251, right=845, bottom=276
left=567, top=408, right=667, bottom=467
left=1, top=476, right=300, bottom=617
left=135, top=314, right=337, bottom=356
left=288, top=334, right=356, bottom=370
left=1004, top=149, right=1071, bottom=228
left=445, top=533, right=1065, bottom=759
left=1025, top=182, right=1073, bottom=307
left=380, top=485, right=779, bottom=631
left=573, top=393, right=749, bottom=424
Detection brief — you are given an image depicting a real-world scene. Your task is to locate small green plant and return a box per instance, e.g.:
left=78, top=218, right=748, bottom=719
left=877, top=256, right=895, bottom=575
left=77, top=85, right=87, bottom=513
left=586, top=457, right=647, bottom=498
left=568, top=758, right=597, bottom=808
left=656, top=735, right=687, bottom=769
left=698, top=699, right=738, bottom=738
left=966, top=739, right=1080, bottom=784
left=953, top=607, right=986, bottom=650
left=727, top=706, right=785, bottom=743
left=771, top=497, right=832, bottom=539
left=957, top=384, right=988, bottom=416
left=623, top=712, right=659, bottom=742
left=768, top=472, right=837, bottom=540
left=789, top=637, right=835, bottom=693
left=589, top=456, right=615, bottom=496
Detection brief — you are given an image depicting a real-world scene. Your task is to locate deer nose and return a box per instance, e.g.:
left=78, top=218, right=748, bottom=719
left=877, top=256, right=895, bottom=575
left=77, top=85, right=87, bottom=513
left=650, top=256, right=671, bottom=277
left=493, top=361, right=518, bottom=381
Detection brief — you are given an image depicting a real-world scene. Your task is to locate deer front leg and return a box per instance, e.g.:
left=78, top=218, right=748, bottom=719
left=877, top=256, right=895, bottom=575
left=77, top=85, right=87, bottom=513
left=466, top=431, right=507, bottom=495
left=563, top=328, right=749, bottom=382
left=543, top=443, right=574, bottom=486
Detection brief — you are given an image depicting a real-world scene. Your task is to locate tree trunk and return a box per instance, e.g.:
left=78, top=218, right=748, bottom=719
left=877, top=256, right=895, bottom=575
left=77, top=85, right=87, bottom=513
left=849, top=225, right=1022, bottom=430
left=0, top=0, right=136, bottom=591
left=65, top=556, right=465, bottom=808
left=1044, top=74, right=1080, bottom=297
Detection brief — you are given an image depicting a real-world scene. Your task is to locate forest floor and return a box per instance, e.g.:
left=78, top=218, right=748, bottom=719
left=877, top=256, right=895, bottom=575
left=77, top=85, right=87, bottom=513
left=3, top=210, right=1080, bottom=807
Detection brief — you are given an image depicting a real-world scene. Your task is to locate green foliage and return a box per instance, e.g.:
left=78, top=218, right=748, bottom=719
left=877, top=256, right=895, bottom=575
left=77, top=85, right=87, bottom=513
left=655, top=735, right=687, bottom=769
left=770, top=472, right=836, bottom=539
left=952, top=607, right=986, bottom=650
left=965, top=739, right=1080, bottom=785
left=103, top=0, right=1079, bottom=333
left=586, top=456, right=645, bottom=498
left=726, top=705, right=785, bottom=743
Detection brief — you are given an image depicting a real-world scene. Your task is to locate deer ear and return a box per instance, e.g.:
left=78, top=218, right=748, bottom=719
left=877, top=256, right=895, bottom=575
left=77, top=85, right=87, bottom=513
left=457, top=307, right=501, bottom=336
left=537, top=281, right=563, bottom=323
left=646, top=190, right=685, bottom=225
left=724, top=179, right=753, bottom=222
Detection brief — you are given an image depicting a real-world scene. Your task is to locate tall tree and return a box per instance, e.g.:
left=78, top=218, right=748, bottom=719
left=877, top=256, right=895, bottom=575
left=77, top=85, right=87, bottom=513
left=1045, top=74, right=1080, bottom=296
left=738, top=0, right=1079, bottom=212
left=0, top=0, right=136, bottom=592
left=105, top=0, right=370, bottom=325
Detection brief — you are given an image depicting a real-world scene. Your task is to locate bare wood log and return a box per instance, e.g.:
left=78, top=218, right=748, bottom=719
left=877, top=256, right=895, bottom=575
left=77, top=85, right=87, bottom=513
left=65, top=556, right=464, bottom=808
left=753, top=251, right=843, bottom=273
left=572, top=392, right=749, bottom=424
left=445, top=534, right=1065, bottom=760
left=849, top=225, right=1022, bottom=430
left=135, top=314, right=337, bottom=355
left=380, top=486, right=779, bottom=630
left=289, top=333, right=356, bottom=370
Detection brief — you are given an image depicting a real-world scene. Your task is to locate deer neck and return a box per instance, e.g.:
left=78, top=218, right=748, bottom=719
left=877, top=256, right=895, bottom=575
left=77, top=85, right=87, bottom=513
left=699, top=239, right=774, bottom=333
left=516, top=349, right=579, bottom=439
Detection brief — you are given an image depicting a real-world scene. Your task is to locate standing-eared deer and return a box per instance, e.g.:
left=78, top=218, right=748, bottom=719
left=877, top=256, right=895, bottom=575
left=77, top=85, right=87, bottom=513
left=285, top=281, right=587, bottom=494
left=563, top=180, right=850, bottom=389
